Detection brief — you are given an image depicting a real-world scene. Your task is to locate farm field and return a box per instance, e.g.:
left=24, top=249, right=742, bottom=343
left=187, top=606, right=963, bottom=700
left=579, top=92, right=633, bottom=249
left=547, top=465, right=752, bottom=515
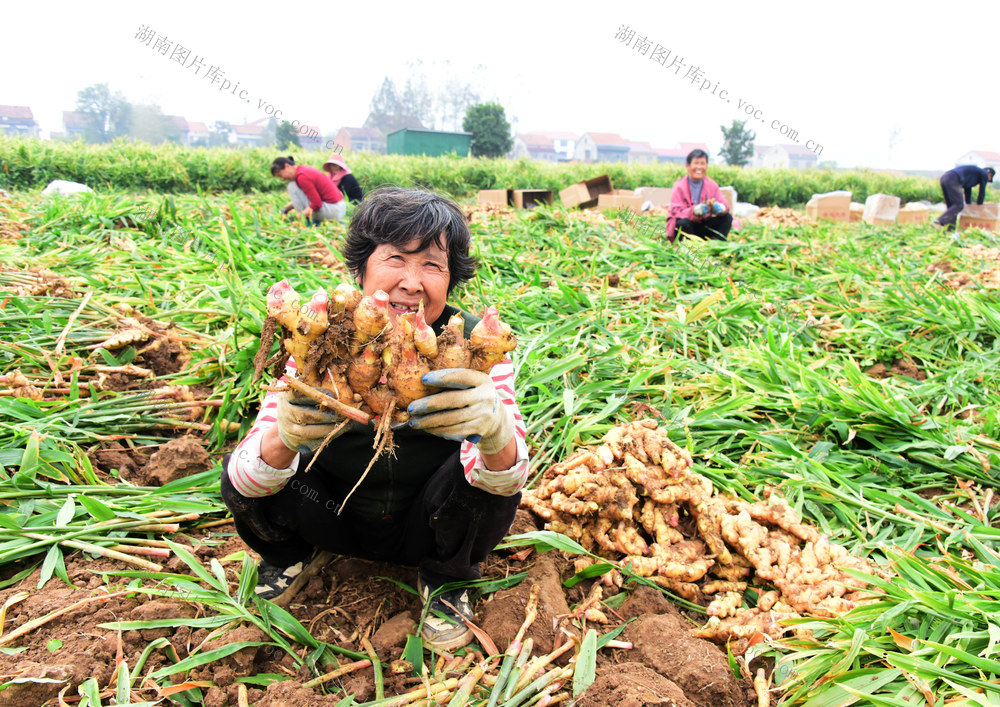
left=2, top=184, right=1000, bottom=705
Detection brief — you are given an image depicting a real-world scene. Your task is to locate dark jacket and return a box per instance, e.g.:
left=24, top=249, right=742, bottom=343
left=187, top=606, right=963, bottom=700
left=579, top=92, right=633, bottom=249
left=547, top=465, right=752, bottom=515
left=338, top=173, right=365, bottom=204
left=947, top=165, right=992, bottom=205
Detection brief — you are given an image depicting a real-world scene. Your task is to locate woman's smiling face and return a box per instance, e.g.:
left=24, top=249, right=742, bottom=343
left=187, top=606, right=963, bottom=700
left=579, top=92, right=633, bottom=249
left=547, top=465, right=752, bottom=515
left=360, top=237, right=451, bottom=324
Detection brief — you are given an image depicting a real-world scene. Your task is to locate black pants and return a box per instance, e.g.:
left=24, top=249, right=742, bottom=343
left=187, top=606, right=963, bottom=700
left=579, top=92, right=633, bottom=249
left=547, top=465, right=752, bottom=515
left=676, top=213, right=732, bottom=241
left=220, top=452, right=520, bottom=586
left=937, top=171, right=965, bottom=229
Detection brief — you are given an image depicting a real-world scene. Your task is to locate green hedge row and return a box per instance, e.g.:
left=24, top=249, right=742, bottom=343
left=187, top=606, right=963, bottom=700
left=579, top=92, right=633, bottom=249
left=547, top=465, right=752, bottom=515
left=0, top=136, right=946, bottom=206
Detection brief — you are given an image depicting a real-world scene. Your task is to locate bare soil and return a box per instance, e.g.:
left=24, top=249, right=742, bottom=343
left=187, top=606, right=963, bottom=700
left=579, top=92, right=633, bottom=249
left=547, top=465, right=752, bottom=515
left=0, top=514, right=754, bottom=705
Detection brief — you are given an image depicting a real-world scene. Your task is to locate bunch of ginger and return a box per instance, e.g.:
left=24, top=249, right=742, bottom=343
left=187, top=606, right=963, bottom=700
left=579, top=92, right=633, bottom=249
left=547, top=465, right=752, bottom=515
left=255, top=280, right=516, bottom=425
left=520, top=419, right=880, bottom=650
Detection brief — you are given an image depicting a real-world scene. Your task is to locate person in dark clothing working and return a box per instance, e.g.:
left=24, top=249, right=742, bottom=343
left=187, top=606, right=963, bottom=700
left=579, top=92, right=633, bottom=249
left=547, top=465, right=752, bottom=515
left=323, top=153, right=365, bottom=204
left=934, top=165, right=995, bottom=231
left=221, top=187, right=528, bottom=651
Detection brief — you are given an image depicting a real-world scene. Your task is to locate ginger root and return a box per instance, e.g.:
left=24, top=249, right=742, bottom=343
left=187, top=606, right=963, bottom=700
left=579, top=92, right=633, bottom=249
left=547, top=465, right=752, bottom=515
left=257, top=279, right=517, bottom=424
left=520, top=419, right=883, bottom=651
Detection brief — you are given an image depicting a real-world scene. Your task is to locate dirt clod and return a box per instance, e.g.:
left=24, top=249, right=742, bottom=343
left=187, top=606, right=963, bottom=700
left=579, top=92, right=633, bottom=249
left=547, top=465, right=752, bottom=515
left=578, top=662, right=696, bottom=707
left=141, top=437, right=213, bottom=485
left=371, top=611, right=416, bottom=656
left=625, top=614, right=750, bottom=707
left=479, top=554, right=572, bottom=655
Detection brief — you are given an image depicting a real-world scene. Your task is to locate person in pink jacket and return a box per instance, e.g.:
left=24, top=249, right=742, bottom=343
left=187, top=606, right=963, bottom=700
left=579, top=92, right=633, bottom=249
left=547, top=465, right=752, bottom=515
left=666, top=149, right=732, bottom=243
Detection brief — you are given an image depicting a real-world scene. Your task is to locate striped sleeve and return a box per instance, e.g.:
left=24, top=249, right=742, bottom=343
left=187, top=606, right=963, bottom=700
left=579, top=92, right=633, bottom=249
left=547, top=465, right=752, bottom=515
left=226, top=360, right=300, bottom=498
left=460, top=357, right=530, bottom=496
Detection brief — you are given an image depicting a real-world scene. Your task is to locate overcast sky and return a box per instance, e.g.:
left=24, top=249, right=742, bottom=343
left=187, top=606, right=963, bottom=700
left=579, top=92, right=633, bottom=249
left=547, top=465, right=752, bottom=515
left=6, top=1, right=999, bottom=171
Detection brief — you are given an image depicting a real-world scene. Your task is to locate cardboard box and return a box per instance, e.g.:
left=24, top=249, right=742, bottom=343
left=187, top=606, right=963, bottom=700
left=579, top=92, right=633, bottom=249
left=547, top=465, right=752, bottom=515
left=959, top=203, right=1000, bottom=232
left=863, top=193, right=901, bottom=225
left=897, top=203, right=930, bottom=225
left=478, top=189, right=513, bottom=206
left=718, top=186, right=737, bottom=211
left=512, top=189, right=553, bottom=209
left=806, top=190, right=852, bottom=222
left=559, top=174, right=613, bottom=209
left=849, top=202, right=865, bottom=222
left=634, top=186, right=673, bottom=208
left=597, top=189, right=645, bottom=213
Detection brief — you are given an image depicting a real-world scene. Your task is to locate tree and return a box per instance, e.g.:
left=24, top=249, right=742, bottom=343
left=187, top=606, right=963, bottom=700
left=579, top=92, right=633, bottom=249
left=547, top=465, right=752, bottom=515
left=462, top=103, right=512, bottom=158
left=441, top=79, right=480, bottom=132
left=364, top=76, right=429, bottom=135
left=260, top=117, right=277, bottom=148
left=129, top=103, right=183, bottom=145
left=276, top=121, right=301, bottom=150
left=719, top=119, right=755, bottom=167
left=76, top=83, right=132, bottom=143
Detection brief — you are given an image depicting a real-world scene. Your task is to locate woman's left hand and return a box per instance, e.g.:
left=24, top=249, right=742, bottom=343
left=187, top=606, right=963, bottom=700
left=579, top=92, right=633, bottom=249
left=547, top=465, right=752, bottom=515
left=406, top=369, right=514, bottom=455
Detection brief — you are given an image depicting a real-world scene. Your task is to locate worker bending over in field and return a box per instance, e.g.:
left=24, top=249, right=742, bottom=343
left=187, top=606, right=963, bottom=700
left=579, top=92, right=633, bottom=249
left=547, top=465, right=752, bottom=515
left=934, top=164, right=995, bottom=232
left=322, top=153, right=365, bottom=204
left=666, top=149, right=732, bottom=243
left=272, top=156, right=347, bottom=224
left=221, top=187, right=528, bottom=651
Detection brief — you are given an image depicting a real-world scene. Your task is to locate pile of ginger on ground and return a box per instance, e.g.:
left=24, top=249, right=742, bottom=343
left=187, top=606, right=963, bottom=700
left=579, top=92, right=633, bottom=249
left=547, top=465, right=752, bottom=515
left=521, top=419, right=880, bottom=650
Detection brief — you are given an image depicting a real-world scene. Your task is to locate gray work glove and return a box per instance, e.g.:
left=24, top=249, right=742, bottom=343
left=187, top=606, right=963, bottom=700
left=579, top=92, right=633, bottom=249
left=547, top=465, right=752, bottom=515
left=276, top=389, right=347, bottom=453
left=406, top=369, right=515, bottom=456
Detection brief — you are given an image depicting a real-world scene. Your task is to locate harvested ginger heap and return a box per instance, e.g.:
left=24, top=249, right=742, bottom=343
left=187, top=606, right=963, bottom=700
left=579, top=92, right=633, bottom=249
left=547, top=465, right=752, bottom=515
left=520, top=419, right=880, bottom=650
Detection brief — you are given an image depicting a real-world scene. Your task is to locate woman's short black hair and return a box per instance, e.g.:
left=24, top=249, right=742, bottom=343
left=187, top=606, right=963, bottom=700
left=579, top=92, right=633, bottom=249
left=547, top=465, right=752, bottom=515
left=343, top=186, right=477, bottom=295
left=270, top=156, right=296, bottom=176
left=686, top=149, right=709, bottom=164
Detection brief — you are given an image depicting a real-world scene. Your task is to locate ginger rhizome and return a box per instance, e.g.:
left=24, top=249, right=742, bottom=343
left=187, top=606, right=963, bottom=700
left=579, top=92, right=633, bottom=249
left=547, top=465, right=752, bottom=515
left=520, top=419, right=880, bottom=651
left=254, top=279, right=517, bottom=425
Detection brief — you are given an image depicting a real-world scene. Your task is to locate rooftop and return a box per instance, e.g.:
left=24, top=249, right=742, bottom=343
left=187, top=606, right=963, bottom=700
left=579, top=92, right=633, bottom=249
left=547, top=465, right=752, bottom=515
left=0, top=105, right=34, bottom=121
left=518, top=133, right=556, bottom=148
left=967, top=150, right=1000, bottom=163
left=585, top=132, right=628, bottom=146
left=232, top=124, right=265, bottom=136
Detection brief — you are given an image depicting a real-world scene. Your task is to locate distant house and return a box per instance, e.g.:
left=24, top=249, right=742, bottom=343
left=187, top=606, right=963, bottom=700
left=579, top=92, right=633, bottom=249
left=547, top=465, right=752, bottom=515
left=62, top=111, right=89, bottom=138
left=526, top=131, right=577, bottom=161
left=574, top=132, right=629, bottom=162
left=0, top=105, right=38, bottom=137
left=626, top=141, right=657, bottom=164
left=512, top=133, right=557, bottom=162
left=750, top=145, right=771, bottom=168
left=955, top=150, right=1000, bottom=168
left=334, top=127, right=386, bottom=154
left=754, top=144, right=818, bottom=169
left=186, top=121, right=210, bottom=147
left=232, top=123, right=266, bottom=147
left=296, top=124, right=323, bottom=151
